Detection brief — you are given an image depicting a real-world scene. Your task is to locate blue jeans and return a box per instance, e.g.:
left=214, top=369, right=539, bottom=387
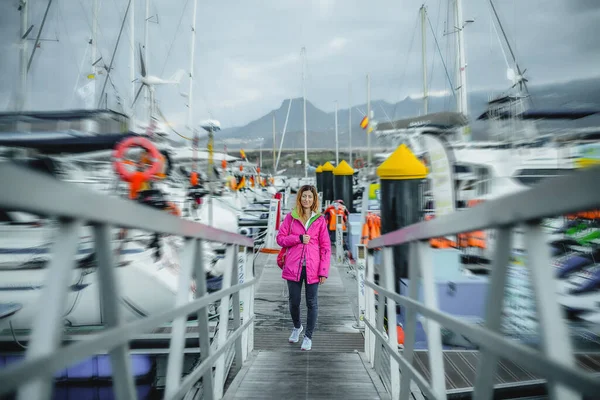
left=287, top=265, right=319, bottom=339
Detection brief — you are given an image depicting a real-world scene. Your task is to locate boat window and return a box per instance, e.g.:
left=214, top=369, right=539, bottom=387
left=475, top=167, right=490, bottom=196
left=513, top=168, right=575, bottom=186
left=0, top=210, right=13, bottom=223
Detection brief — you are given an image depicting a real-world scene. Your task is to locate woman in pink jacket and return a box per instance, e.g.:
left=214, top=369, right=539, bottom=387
left=276, top=185, right=331, bottom=351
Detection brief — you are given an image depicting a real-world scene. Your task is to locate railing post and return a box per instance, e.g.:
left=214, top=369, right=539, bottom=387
left=472, top=227, right=512, bottom=400
left=213, top=245, right=235, bottom=399
left=382, top=247, right=400, bottom=399
left=231, top=246, right=244, bottom=373
left=239, top=246, right=249, bottom=361
left=365, top=250, right=376, bottom=366
left=245, top=246, right=255, bottom=355
left=335, top=213, right=344, bottom=265
left=417, top=240, right=447, bottom=399
left=265, top=198, right=279, bottom=249
left=525, top=222, right=580, bottom=400
left=94, top=224, right=137, bottom=400
left=284, top=186, right=291, bottom=210
left=318, top=191, right=323, bottom=211
left=164, top=238, right=197, bottom=398
left=374, top=250, right=386, bottom=376
left=353, top=244, right=367, bottom=330
left=17, top=219, right=82, bottom=400
left=399, top=242, right=420, bottom=400
left=193, top=239, right=214, bottom=400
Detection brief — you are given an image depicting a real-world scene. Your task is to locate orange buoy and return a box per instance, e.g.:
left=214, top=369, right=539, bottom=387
left=397, top=325, right=405, bottom=345
left=190, top=171, right=199, bottom=186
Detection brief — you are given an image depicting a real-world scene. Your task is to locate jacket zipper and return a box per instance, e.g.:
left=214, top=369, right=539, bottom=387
left=296, top=217, right=310, bottom=282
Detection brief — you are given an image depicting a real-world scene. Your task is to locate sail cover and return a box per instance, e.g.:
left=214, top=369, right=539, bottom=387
left=422, top=133, right=456, bottom=216
left=0, top=132, right=139, bottom=154
left=376, top=112, right=468, bottom=131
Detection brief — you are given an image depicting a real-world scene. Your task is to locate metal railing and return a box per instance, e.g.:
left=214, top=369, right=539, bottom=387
left=363, top=165, right=600, bottom=400
left=0, top=162, right=256, bottom=400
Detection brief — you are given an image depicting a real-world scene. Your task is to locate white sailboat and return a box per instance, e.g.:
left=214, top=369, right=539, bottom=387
left=375, top=0, right=600, bottom=343
left=0, top=1, right=242, bottom=332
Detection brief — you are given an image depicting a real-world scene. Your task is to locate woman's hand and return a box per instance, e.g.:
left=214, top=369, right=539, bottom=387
left=301, top=234, right=310, bottom=244
left=319, top=276, right=327, bottom=285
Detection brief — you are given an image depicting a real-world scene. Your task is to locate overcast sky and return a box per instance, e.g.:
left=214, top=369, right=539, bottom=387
left=1, top=0, right=599, bottom=129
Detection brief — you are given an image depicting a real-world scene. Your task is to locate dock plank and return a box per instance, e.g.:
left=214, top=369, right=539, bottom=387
left=224, top=254, right=387, bottom=399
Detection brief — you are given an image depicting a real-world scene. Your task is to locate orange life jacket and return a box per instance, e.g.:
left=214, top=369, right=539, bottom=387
left=128, top=171, right=147, bottom=199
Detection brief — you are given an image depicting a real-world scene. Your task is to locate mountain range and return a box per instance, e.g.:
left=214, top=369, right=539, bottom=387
left=213, top=76, right=600, bottom=150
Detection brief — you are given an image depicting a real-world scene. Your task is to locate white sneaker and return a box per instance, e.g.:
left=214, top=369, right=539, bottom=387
left=289, top=325, right=303, bottom=343
left=301, top=336, right=312, bottom=351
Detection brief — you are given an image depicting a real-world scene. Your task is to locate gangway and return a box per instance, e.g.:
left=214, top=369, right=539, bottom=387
left=1, top=162, right=600, bottom=399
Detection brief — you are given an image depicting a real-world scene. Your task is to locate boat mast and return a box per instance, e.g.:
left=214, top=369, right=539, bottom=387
left=91, top=0, right=98, bottom=109
left=334, top=101, right=339, bottom=165
left=421, top=4, right=428, bottom=115
left=275, top=98, right=293, bottom=172
left=272, top=113, right=276, bottom=173
left=489, top=0, right=531, bottom=104
left=17, top=1, right=28, bottom=111
left=456, top=0, right=468, bottom=118
left=366, top=74, right=371, bottom=169
left=348, top=83, right=352, bottom=167
left=187, top=0, right=198, bottom=133
left=144, top=0, right=150, bottom=120
left=301, top=47, right=308, bottom=178
left=129, top=0, right=135, bottom=115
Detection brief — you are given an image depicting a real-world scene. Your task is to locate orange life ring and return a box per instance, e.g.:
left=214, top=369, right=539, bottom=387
left=353, top=158, right=364, bottom=169
left=113, top=136, right=162, bottom=182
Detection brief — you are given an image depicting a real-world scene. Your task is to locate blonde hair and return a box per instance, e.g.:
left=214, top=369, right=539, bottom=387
left=295, top=185, right=319, bottom=214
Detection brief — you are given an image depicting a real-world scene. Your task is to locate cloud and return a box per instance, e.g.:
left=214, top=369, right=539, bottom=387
left=567, top=0, right=600, bottom=13
left=409, top=90, right=451, bottom=99
left=312, top=0, right=336, bottom=19
left=328, top=37, right=348, bottom=51
left=0, top=0, right=598, bottom=130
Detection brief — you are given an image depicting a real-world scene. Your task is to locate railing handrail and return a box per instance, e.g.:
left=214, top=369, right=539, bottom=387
left=0, top=162, right=257, bottom=400
left=366, top=280, right=600, bottom=396
left=0, top=279, right=255, bottom=393
left=362, top=167, right=600, bottom=399
left=369, top=166, right=600, bottom=248
left=0, top=162, right=252, bottom=247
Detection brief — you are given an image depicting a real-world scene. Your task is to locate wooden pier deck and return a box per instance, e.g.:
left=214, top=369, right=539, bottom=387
left=224, top=253, right=388, bottom=399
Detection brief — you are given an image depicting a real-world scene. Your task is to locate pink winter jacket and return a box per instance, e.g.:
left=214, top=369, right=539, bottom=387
left=276, top=209, right=331, bottom=284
